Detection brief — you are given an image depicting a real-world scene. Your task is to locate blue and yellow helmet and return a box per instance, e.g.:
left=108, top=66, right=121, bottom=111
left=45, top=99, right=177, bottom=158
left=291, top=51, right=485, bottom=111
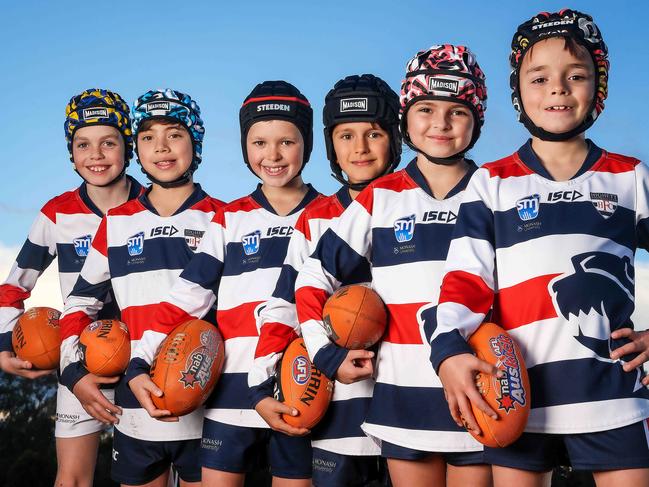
left=64, top=88, right=133, bottom=164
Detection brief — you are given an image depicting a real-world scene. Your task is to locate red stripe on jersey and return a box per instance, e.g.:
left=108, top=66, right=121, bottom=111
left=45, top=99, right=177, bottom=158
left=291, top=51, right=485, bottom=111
left=354, top=185, right=375, bottom=214
left=217, top=301, right=263, bottom=340
left=294, top=212, right=310, bottom=242
left=485, top=156, right=532, bottom=179
left=224, top=195, right=262, bottom=214
left=41, top=190, right=91, bottom=223
left=439, top=270, right=494, bottom=315
left=299, top=195, right=344, bottom=241
left=296, top=286, right=330, bottom=324
left=591, top=153, right=639, bottom=174
left=372, top=171, right=418, bottom=193
left=383, top=302, right=427, bottom=345
left=60, top=310, right=92, bottom=340
left=106, top=199, right=146, bottom=217
left=254, top=322, right=298, bottom=358
left=493, top=274, right=561, bottom=331
left=123, top=303, right=195, bottom=340
left=91, top=218, right=108, bottom=257
left=191, top=196, right=226, bottom=213
left=0, top=284, right=30, bottom=308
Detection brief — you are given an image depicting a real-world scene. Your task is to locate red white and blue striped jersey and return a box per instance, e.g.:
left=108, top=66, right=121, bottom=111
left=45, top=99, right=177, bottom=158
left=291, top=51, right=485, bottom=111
left=127, top=184, right=320, bottom=429
left=0, top=176, right=142, bottom=353
left=59, top=184, right=224, bottom=441
left=248, top=187, right=379, bottom=455
left=295, top=159, right=483, bottom=452
left=433, top=141, right=649, bottom=434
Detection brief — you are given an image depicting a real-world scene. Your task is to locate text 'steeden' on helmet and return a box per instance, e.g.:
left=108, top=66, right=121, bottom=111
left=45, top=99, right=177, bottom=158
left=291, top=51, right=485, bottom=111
left=400, top=44, right=487, bottom=161
left=65, top=88, right=133, bottom=165
left=323, top=74, right=402, bottom=190
left=510, top=9, right=608, bottom=141
left=239, top=80, right=313, bottom=177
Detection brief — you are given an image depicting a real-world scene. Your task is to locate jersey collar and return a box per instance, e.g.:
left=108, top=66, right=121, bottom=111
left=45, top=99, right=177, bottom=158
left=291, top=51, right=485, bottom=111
left=250, top=183, right=320, bottom=215
left=139, top=183, right=207, bottom=216
left=334, top=186, right=353, bottom=210
left=517, top=139, right=603, bottom=181
left=79, top=175, right=143, bottom=217
left=405, top=157, right=478, bottom=199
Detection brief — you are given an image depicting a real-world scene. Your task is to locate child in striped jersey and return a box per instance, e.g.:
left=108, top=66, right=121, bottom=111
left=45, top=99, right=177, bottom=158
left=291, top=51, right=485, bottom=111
left=294, top=46, right=491, bottom=487
left=0, top=88, right=143, bottom=487
left=248, top=74, right=402, bottom=487
left=127, top=81, right=319, bottom=487
left=59, top=89, right=224, bottom=487
left=434, top=9, right=649, bottom=487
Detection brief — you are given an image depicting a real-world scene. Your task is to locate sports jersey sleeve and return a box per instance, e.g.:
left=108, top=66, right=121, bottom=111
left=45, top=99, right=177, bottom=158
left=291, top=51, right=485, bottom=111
left=430, top=168, right=496, bottom=373
left=59, top=217, right=113, bottom=391
left=635, top=161, right=649, bottom=251
left=295, top=191, right=373, bottom=380
left=0, top=206, right=57, bottom=353
left=124, top=210, right=226, bottom=382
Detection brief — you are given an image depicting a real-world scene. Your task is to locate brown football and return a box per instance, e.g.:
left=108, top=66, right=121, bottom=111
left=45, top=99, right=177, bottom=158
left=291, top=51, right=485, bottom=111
left=79, top=319, right=130, bottom=376
left=12, top=307, right=61, bottom=370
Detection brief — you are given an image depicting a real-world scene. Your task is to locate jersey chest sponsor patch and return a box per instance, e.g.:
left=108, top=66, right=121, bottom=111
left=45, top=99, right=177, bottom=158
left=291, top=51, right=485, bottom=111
left=590, top=192, right=618, bottom=219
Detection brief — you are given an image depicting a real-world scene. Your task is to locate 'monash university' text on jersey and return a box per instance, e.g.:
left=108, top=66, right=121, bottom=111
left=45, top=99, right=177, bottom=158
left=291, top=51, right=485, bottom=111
left=295, top=159, right=482, bottom=452
left=0, top=177, right=142, bottom=352
left=249, top=187, right=379, bottom=456
left=433, top=141, right=649, bottom=434
left=59, top=184, right=223, bottom=441
left=126, top=185, right=319, bottom=428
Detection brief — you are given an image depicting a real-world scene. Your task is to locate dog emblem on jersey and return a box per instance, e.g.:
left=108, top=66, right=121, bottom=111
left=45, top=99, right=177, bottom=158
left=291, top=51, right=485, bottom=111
left=127, top=231, right=145, bottom=256
left=394, top=215, right=416, bottom=242
left=590, top=192, right=618, bottom=219
left=550, top=251, right=639, bottom=366
left=73, top=235, right=92, bottom=257
left=242, top=230, right=261, bottom=255
left=516, top=194, right=540, bottom=221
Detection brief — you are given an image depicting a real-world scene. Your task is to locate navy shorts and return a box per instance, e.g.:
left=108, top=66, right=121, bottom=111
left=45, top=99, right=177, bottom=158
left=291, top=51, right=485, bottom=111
left=200, top=418, right=312, bottom=479
left=381, top=441, right=485, bottom=466
left=111, top=429, right=201, bottom=485
left=484, top=419, right=649, bottom=472
left=312, top=447, right=381, bottom=487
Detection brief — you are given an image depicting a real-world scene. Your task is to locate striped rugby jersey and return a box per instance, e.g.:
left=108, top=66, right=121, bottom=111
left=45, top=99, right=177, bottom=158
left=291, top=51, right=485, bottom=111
left=127, top=184, right=319, bottom=429
left=249, top=186, right=379, bottom=455
left=59, top=184, right=224, bottom=441
left=0, top=176, right=142, bottom=353
left=433, top=140, right=649, bottom=434
left=295, top=159, right=483, bottom=452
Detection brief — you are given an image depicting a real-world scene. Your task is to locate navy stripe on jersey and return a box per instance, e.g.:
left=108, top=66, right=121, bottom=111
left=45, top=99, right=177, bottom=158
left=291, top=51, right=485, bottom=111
left=15, top=240, right=55, bottom=271
left=273, top=264, right=299, bottom=304
left=529, top=359, right=649, bottom=409
left=223, top=237, right=291, bottom=276
left=366, top=383, right=462, bottom=432
left=205, top=373, right=250, bottom=410
left=179, top=251, right=225, bottom=294
left=312, top=397, right=371, bottom=440
left=453, top=201, right=635, bottom=250
left=109, top=237, right=195, bottom=278
left=638, top=217, right=649, bottom=251
left=518, top=139, right=602, bottom=181
left=69, top=276, right=110, bottom=300
left=314, top=229, right=372, bottom=285
left=56, top=243, right=87, bottom=273
left=372, top=223, right=455, bottom=268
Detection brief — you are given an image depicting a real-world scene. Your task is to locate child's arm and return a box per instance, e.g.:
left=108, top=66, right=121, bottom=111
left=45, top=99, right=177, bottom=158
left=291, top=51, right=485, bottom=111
left=127, top=211, right=225, bottom=418
left=428, top=169, right=500, bottom=433
left=295, top=192, right=374, bottom=385
left=611, top=161, right=649, bottom=382
left=0, top=206, right=57, bottom=378
left=59, top=217, right=121, bottom=424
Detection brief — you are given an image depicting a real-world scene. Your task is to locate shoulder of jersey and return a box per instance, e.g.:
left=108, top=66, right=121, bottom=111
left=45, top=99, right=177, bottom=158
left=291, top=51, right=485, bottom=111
left=190, top=196, right=227, bottom=213
left=601, top=151, right=640, bottom=171
left=300, top=194, right=340, bottom=221
left=369, top=167, right=416, bottom=192
left=41, top=188, right=91, bottom=223
left=222, top=194, right=261, bottom=214
left=107, top=197, right=146, bottom=217
left=479, top=153, right=530, bottom=179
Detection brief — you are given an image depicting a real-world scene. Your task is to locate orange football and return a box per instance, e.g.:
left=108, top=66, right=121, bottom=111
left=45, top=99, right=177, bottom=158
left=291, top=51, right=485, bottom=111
left=322, top=284, right=387, bottom=349
left=79, top=319, right=130, bottom=376
left=12, top=307, right=61, bottom=370
left=150, top=319, right=225, bottom=416
left=467, top=322, right=531, bottom=447
left=279, top=338, right=334, bottom=429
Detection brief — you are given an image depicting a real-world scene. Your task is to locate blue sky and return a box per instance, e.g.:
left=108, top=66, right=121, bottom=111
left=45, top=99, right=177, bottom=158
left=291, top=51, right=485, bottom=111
left=1, top=0, right=647, bottom=259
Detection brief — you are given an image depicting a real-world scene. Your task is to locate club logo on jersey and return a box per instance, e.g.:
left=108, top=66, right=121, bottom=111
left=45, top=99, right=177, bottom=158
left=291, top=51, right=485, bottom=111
left=242, top=230, right=261, bottom=255
left=590, top=192, right=618, bottom=219
left=179, top=329, right=220, bottom=389
left=127, top=231, right=144, bottom=256
left=516, top=194, right=540, bottom=221
left=150, top=225, right=178, bottom=237
left=82, top=108, right=108, bottom=120
left=184, top=229, right=205, bottom=251
left=146, top=101, right=170, bottom=113
left=394, top=214, right=416, bottom=242
left=292, top=355, right=311, bottom=385
left=490, top=334, right=527, bottom=413
left=550, top=252, right=636, bottom=363
left=73, top=235, right=92, bottom=257
left=428, top=77, right=460, bottom=95
left=340, top=97, right=368, bottom=112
